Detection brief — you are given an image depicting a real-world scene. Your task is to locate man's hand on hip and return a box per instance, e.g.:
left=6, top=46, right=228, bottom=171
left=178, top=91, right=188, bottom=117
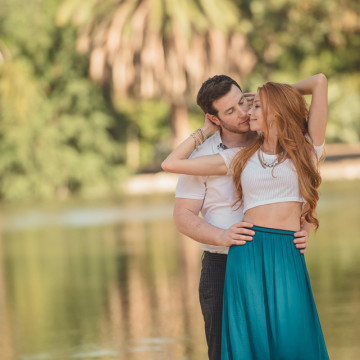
left=293, top=216, right=312, bottom=254
left=220, top=222, right=254, bottom=247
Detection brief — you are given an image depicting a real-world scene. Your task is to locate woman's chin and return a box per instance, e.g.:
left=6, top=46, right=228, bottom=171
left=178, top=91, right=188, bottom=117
left=249, top=122, right=258, bottom=131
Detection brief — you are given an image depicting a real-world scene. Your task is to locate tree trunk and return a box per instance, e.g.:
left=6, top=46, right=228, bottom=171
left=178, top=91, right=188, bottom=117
left=171, top=104, right=190, bottom=149
left=126, top=125, right=140, bottom=171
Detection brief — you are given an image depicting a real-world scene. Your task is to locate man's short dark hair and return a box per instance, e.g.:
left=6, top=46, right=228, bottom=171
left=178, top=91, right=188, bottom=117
left=197, top=75, right=243, bottom=116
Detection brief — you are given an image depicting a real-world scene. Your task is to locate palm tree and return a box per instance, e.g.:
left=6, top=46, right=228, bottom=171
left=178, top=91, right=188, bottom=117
left=57, top=0, right=255, bottom=147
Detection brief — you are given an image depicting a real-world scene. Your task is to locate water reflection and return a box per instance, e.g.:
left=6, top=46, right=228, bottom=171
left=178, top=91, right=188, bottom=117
left=0, top=181, right=359, bottom=360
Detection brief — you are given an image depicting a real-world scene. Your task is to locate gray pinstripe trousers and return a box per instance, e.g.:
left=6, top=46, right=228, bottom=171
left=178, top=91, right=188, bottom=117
left=199, top=251, right=228, bottom=360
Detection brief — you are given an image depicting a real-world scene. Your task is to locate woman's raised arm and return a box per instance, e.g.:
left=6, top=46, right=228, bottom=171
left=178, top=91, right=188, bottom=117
left=161, top=118, right=228, bottom=176
left=292, top=74, right=328, bottom=146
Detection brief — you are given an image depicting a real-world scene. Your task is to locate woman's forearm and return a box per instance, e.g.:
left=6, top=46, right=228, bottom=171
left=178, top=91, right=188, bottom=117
left=292, top=74, right=328, bottom=145
left=292, top=73, right=327, bottom=95
left=161, top=123, right=213, bottom=170
left=161, top=120, right=228, bottom=176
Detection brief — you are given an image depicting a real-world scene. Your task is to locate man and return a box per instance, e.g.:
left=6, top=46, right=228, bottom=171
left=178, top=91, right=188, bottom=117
left=173, top=75, right=309, bottom=360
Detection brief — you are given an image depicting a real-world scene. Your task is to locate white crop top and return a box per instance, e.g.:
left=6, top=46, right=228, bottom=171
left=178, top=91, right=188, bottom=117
left=219, top=142, right=324, bottom=213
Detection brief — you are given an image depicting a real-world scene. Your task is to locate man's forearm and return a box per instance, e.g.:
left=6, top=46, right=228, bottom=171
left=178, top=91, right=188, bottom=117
left=302, top=220, right=314, bottom=235
left=174, top=209, right=225, bottom=247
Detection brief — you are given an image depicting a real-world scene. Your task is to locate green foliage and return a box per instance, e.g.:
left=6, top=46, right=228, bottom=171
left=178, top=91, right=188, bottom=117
left=115, top=99, right=172, bottom=170
left=0, top=0, right=126, bottom=200
left=0, top=0, right=359, bottom=200
left=327, top=75, right=360, bottom=143
left=0, top=59, right=52, bottom=198
left=236, top=0, right=360, bottom=141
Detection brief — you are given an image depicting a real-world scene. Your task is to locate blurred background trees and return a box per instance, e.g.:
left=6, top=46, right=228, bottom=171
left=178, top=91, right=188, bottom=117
left=0, top=0, right=359, bottom=200
left=56, top=0, right=256, bottom=147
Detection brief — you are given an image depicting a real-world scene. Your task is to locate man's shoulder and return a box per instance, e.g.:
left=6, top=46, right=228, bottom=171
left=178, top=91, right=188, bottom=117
left=190, top=132, right=220, bottom=158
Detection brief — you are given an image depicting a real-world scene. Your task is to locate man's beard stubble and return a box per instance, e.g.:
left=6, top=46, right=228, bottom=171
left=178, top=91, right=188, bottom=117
left=218, top=117, right=249, bottom=135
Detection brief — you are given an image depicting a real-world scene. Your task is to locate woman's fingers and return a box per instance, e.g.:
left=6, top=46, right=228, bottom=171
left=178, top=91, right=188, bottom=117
left=244, top=93, right=256, bottom=106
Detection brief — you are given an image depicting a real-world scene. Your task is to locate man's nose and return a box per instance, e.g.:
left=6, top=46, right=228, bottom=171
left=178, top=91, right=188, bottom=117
left=237, top=104, right=247, bottom=115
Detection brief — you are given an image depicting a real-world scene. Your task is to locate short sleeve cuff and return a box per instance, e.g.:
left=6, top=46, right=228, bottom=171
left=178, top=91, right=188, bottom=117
left=314, top=141, right=325, bottom=158
left=175, top=193, right=205, bottom=200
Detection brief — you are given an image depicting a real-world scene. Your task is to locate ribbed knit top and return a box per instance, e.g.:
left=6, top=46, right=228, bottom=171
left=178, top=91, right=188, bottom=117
left=219, top=141, right=324, bottom=213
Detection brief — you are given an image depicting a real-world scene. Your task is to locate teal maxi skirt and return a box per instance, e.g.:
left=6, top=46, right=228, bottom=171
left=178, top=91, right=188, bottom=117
left=221, top=225, right=329, bottom=360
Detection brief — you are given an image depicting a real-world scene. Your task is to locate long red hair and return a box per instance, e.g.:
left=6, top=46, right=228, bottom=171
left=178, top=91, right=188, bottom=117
left=231, top=82, right=322, bottom=229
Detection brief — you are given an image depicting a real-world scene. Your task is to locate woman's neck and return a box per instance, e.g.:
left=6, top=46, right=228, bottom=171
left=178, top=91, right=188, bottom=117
left=262, top=136, right=278, bottom=154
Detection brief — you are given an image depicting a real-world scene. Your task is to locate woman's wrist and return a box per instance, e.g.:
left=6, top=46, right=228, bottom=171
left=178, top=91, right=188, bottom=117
left=189, top=120, right=218, bottom=150
left=190, top=128, right=207, bottom=150
left=200, top=124, right=215, bottom=137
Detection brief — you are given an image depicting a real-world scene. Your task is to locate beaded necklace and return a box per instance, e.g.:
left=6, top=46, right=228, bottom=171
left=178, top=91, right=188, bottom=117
left=257, top=147, right=285, bottom=168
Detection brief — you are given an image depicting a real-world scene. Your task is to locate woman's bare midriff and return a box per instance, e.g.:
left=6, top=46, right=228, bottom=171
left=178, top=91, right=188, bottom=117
left=243, top=202, right=303, bottom=231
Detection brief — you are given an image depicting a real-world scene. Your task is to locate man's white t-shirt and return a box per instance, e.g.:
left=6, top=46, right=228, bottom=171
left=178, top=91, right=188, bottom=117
left=175, top=131, right=244, bottom=254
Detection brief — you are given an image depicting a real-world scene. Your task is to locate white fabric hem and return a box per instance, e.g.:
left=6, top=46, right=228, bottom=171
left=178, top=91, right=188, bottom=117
left=244, top=197, right=304, bottom=213
left=175, top=193, right=205, bottom=200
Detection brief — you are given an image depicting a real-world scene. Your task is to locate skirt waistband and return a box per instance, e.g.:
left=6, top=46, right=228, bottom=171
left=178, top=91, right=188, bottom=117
left=251, top=225, right=296, bottom=236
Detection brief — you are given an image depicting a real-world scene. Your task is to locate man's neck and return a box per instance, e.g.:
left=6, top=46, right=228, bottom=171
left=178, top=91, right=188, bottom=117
left=220, top=130, right=256, bottom=149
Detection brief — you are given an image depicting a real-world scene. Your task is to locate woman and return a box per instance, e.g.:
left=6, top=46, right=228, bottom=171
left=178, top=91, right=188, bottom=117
left=162, top=74, right=329, bottom=359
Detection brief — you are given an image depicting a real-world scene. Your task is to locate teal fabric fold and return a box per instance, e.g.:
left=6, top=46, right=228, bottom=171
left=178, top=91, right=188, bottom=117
left=221, top=225, right=329, bottom=360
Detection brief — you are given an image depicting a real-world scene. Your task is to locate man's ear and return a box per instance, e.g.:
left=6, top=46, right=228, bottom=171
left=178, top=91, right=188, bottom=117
left=206, top=113, right=220, bottom=126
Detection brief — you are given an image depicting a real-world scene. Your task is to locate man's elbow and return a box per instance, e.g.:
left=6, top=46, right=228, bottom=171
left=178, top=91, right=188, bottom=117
left=173, top=209, right=187, bottom=233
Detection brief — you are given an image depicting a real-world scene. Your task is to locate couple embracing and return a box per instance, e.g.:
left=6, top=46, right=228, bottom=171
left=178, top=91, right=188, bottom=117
left=162, top=74, right=329, bottom=360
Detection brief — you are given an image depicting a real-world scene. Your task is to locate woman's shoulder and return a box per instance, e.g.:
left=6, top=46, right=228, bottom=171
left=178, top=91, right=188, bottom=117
left=218, top=147, right=244, bottom=171
left=304, top=133, right=325, bottom=157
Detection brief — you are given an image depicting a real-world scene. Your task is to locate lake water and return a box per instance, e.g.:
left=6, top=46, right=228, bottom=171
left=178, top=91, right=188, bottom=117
left=0, top=180, right=359, bottom=360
